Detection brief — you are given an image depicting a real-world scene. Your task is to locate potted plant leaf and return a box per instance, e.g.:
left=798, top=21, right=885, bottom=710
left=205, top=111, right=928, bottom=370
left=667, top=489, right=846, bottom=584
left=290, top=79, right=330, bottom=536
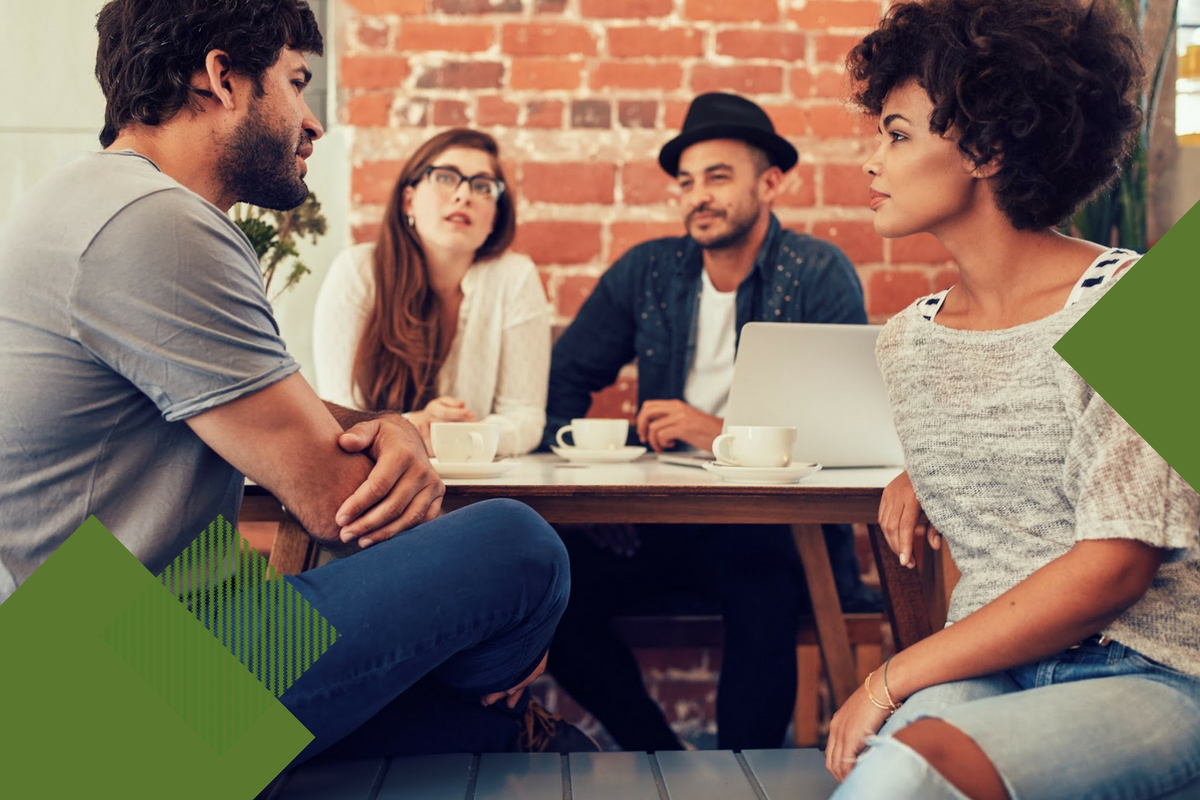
left=230, top=193, right=327, bottom=300
left=1070, top=0, right=1179, bottom=250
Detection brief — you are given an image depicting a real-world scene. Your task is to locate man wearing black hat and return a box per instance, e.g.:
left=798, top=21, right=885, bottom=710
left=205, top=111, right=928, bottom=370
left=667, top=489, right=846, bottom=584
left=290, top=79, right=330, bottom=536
left=540, top=93, right=876, bottom=751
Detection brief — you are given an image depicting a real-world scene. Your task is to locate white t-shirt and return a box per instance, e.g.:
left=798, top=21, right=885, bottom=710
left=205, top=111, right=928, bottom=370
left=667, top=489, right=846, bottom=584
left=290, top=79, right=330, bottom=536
left=683, top=269, right=738, bottom=418
left=312, top=243, right=550, bottom=456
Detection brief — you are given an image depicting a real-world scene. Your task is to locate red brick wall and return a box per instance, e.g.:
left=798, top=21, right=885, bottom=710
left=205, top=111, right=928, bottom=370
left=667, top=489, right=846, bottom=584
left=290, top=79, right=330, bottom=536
left=338, top=0, right=957, bottom=418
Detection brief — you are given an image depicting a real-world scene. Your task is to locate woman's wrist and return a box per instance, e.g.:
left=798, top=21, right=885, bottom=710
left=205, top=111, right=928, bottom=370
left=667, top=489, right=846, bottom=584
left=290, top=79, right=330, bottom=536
left=880, top=650, right=922, bottom=705
left=865, top=660, right=903, bottom=716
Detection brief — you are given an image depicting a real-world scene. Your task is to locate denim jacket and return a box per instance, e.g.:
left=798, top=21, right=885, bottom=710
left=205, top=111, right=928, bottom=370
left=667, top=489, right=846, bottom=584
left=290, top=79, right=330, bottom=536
left=542, top=214, right=867, bottom=449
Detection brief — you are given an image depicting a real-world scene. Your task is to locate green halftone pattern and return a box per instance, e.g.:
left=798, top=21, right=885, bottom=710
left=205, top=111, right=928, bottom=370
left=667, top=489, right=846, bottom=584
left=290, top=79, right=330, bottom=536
left=1, top=517, right=310, bottom=797
left=157, top=515, right=340, bottom=699
left=1055, top=201, right=1200, bottom=492
left=102, top=577, right=276, bottom=755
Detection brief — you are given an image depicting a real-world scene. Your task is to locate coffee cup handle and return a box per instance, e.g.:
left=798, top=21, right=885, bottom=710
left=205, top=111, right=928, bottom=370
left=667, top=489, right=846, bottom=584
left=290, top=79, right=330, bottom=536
left=469, top=432, right=485, bottom=460
left=556, top=425, right=574, bottom=449
left=711, top=434, right=738, bottom=465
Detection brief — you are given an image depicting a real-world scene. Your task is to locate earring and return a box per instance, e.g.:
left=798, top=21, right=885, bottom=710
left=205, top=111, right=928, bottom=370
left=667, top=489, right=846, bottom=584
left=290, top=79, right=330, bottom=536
left=406, top=214, right=415, bottom=227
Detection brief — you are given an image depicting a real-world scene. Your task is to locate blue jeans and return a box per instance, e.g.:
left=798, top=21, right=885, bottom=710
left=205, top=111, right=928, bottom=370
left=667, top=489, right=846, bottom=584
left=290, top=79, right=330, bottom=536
left=834, top=639, right=1200, bottom=799
left=272, top=499, right=569, bottom=763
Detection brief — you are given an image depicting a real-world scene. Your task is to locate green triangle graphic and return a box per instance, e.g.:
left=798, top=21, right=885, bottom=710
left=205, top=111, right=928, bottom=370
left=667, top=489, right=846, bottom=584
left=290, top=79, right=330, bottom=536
left=1055, top=200, right=1200, bottom=492
left=158, top=516, right=340, bottom=700
left=0, top=517, right=312, bottom=797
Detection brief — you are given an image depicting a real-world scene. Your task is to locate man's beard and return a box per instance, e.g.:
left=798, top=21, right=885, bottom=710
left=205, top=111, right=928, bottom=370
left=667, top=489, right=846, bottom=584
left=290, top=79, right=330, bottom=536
left=220, top=103, right=309, bottom=211
left=687, top=202, right=759, bottom=251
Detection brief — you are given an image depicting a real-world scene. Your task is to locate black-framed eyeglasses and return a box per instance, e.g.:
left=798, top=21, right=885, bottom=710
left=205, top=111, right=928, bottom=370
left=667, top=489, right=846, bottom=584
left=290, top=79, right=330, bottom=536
left=417, top=165, right=505, bottom=202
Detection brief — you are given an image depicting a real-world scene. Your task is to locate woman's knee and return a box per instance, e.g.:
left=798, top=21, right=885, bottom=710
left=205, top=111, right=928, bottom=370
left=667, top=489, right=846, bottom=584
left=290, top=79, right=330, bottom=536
left=892, top=719, right=1009, bottom=800
left=836, top=735, right=990, bottom=800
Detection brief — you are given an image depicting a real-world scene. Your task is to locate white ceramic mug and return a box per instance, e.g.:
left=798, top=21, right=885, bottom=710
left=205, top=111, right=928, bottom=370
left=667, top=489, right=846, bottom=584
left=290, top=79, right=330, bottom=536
left=431, top=422, right=500, bottom=464
left=555, top=418, right=629, bottom=451
left=710, top=425, right=797, bottom=468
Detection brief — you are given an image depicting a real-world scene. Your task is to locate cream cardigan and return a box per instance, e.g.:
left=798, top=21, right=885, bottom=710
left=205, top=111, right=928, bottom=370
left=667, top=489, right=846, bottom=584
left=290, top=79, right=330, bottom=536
left=312, top=243, right=550, bottom=456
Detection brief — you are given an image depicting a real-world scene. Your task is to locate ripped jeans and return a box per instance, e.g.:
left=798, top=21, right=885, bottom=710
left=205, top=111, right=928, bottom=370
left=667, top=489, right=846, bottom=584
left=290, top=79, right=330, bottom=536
left=834, top=638, right=1200, bottom=800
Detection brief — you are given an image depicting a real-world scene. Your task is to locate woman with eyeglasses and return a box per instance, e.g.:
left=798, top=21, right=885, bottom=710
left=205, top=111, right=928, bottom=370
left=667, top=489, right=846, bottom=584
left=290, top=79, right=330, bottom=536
left=314, top=128, right=549, bottom=456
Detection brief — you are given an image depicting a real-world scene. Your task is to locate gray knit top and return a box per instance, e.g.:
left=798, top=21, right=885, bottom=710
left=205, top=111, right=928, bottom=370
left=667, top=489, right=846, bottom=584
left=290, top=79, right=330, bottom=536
left=876, top=249, right=1200, bottom=678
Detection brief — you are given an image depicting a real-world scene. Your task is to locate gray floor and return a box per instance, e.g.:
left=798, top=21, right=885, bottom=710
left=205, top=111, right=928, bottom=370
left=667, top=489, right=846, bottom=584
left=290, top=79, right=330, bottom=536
left=260, top=749, right=839, bottom=800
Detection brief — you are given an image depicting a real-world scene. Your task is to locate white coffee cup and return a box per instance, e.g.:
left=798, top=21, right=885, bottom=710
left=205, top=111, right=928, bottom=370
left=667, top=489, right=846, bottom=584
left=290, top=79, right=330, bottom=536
left=555, top=418, right=629, bottom=451
left=431, top=422, right=500, bottom=464
left=710, top=425, right=797, bottom=468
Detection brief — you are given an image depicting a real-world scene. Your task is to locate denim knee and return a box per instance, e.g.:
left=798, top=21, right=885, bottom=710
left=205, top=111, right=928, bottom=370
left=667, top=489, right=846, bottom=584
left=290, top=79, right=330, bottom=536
left=468, top=499, right=570, bottom=614
left=833, top=737, right=973, bottom=800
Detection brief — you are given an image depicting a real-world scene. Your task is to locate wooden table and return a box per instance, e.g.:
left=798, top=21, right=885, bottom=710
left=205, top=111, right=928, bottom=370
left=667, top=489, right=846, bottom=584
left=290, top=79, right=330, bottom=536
left=242, top=454, right=932, bottom=708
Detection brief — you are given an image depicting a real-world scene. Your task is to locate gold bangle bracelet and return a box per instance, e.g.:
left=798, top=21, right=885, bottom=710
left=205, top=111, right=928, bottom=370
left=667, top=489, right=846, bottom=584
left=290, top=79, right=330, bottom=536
left=863, top=672, right=893, bottom=712
left=882, top=655, right=903, bottom=711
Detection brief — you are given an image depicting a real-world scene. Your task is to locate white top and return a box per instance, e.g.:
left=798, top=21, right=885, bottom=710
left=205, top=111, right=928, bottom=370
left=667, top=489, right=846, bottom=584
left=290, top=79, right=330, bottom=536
left=313, top=243, right=550, bottom=456
left=684, top=269, right=738, bottom=418
left=877, top=247, right=1200, bottom=678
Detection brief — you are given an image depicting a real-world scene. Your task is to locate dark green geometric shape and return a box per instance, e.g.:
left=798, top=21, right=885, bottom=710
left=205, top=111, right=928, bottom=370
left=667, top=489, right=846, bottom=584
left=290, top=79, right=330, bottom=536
left=1055, top=200, right=1200, bottom=492
left=102, top=577, right=276, bottom=755
left=0, top=517, right=312, bottom=798
left=157, top=516, right=339, bottom=699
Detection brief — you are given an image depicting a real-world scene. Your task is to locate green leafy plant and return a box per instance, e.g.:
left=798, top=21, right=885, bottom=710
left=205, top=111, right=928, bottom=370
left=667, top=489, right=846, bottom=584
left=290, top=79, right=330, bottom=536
left=231, top=193, right=327, bottom=300
left=1070, top=0, right=1179, bottom=251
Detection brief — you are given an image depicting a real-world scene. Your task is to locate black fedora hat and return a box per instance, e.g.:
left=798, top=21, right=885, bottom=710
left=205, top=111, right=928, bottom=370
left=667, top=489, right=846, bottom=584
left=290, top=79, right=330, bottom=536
left=658, top=93, right=798, bottom=176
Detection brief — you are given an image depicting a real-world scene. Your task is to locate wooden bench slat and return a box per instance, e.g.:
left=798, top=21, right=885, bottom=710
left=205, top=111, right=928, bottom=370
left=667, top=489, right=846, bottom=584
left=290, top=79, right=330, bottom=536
left=741, top=749, right=838, bottom=800
left=654, top=750, right=759, bottom=800
left=474, top=752, right=563, bottom=800
left=274, top=758, right=385, bottom=800
left=376, top=754, right=474, bottom=800
left=568, top=752, right=661, bottom=800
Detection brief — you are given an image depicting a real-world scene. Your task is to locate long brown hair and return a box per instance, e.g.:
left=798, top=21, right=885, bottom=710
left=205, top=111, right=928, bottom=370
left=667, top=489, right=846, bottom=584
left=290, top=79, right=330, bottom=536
left=352, top=129, right=516, bottom=412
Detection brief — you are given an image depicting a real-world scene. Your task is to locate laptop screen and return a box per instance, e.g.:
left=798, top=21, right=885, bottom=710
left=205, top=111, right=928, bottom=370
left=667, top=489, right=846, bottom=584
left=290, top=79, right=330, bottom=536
left=723, top=323, right=904, bottom=468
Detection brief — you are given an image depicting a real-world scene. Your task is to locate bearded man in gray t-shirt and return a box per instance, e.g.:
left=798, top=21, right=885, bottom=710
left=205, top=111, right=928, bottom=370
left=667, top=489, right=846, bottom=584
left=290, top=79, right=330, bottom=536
left=0, top=0, right=586, bottom=765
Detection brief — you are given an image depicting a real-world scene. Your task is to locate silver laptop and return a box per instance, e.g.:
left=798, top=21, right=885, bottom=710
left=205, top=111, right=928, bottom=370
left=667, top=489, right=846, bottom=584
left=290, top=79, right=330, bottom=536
left=727, top=322, right=903, bottom=467
left=661, top=322, right=903, bottom=469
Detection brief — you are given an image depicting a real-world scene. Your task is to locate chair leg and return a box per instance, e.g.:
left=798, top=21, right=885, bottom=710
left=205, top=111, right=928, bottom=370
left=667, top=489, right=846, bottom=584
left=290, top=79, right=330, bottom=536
left=267, top=518, right=316, bottom=576
left=793, top=645, right=822, bottom=747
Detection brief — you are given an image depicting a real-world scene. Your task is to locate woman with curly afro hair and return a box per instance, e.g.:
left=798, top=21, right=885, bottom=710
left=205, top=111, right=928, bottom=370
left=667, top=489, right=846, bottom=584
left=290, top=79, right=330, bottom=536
left=825, top=1, right=1200, bottom=798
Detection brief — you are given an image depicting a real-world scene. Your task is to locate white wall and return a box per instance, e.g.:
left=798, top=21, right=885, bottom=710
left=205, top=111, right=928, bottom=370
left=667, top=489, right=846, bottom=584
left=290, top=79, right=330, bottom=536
left=1175, top=147, right=1200, bottom=223
left=272, top=126, right=352, bottom=385
left=0, top=0, right=108, bottom=221
left=0, top=0, right=349, bottom=382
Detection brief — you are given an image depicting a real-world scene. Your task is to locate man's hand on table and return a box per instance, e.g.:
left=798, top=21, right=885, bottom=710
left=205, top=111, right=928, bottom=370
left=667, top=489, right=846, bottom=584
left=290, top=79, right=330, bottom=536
left=335, top=414, right=445, bottom=548
left=636, top=399, right=723, bottom=453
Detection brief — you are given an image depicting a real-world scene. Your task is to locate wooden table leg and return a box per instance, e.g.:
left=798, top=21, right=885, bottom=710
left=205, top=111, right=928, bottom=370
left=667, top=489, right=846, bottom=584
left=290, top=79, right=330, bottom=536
left=791, top=523, right=856, bottom=708
left=868, top=524, right=932, bottom=650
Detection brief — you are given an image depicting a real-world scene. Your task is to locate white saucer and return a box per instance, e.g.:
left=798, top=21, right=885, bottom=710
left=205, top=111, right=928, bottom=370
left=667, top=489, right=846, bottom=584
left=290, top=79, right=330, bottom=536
left=702, top=461, right=822, bottom=484
left=551, top=445, right=648, bottom=464
left=431, top=458, right=519, bottom=479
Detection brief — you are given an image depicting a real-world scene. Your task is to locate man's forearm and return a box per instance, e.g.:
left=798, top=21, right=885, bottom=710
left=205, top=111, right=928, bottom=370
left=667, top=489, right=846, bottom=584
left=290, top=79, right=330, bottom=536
left=323, top=400, right=403, bottom=430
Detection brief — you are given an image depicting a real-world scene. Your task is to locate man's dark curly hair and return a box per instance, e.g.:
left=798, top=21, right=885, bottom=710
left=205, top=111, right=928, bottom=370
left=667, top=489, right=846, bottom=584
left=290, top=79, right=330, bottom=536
left=847, top=0, right=1145, bottom=230
left=95, top=0, right=323, bottom=147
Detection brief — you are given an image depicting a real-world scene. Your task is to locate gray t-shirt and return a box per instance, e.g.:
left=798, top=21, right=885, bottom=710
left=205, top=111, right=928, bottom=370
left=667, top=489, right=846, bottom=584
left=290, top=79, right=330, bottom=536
left=876, top=249, right=1200, bottom=677
left=0, top=151, right=298, bottom=605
